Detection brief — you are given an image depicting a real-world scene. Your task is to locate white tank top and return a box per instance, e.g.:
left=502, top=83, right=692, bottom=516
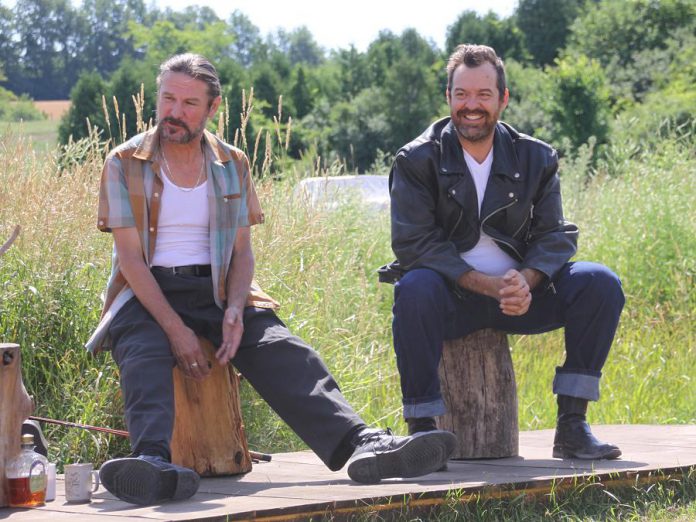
left=151, top=170, right=211, bottom=267
left=459, top=147, right=520, bottom=276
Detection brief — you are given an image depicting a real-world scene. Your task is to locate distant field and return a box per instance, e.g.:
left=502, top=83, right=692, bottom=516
left=34, top=100, right=71, bottom=120
left=0, top=118, right=60, bottom=151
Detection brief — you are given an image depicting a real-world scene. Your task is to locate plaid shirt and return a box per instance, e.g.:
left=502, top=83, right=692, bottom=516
left=86, top=127, right=279, bottom=353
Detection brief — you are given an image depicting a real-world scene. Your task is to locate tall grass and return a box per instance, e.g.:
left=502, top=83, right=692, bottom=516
left=0, top=119, right=694, bottom=471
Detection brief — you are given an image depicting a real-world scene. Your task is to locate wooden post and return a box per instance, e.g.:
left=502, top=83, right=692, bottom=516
left=0, top=343, right=33, bottom=507
left=170, top=338, right=252, bottom=477
left=436, top=329, right=518, bottom=458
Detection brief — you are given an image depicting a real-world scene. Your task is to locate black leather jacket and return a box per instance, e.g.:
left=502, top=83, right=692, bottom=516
left=385, top=117, right=578, bottom=286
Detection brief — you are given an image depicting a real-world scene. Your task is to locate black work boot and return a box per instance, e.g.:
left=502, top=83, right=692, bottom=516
left=406, top=417, right=448, bottom=471
left=346, top=427, right=456, bottom=484
left=100, top=455, right=200, bottom=505
left=553, top=395, right=621, bottom=460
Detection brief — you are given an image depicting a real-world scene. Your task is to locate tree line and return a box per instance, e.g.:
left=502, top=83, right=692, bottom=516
left=1, top=0, right=694, bottom=172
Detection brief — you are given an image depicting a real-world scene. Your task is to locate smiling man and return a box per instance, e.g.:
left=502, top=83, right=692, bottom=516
left=383, top=44, right=625, bottom=460
left=88, top=53, right=455, bottom=506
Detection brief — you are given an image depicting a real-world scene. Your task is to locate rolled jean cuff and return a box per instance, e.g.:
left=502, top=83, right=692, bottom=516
left=403, top=398, right=447, bottom=419
left=553, top=371, right=600, bottom=401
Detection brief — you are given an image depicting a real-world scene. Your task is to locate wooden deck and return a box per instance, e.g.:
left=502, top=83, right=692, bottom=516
left=4, top=424, right=695, bottom=521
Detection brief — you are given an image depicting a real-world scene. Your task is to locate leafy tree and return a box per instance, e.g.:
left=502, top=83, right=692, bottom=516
left=227, top=10, right=263, bottom=67
left=290, top=66, right=313, bottom=119
left=565, top=0, right=696, bottom=102
left=379, top=30, right=441, bottom=150
left=548, top=54, right=611, bottom=150
left=105, top=59, right=157, bottom=140
left=158, top=5, right=220, bottom=30
left=287, top=26, right=324, bottom=66
left=0, top=5, right=17, bottom=84
left=80, top=0, right=144, bottom=76
left=503, top=59, right=555, bottom=141
left=320, top=87, right=390, bottom=171
left=58, top=71, right=107, bottom=144
left=446, top=10, right=527, bottom=62
left=8, top=0, right=82, bottom=98
left=516, top=0, right=585, bottom=66
left=250, top=62, right=282, bottom=119
left=365, top=30, right=401, bottom=86
left=335, top=46, right=370, bottom=97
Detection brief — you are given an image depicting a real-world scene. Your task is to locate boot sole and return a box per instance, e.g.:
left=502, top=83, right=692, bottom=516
left=553, top=445, right=622, bottom=460
left=99, top=458, right=199, bottom=505
left=347, top=430, right=456, bottom=484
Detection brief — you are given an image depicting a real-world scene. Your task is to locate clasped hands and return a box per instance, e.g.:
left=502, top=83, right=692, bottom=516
left=496, top=269, right=532, bottom=316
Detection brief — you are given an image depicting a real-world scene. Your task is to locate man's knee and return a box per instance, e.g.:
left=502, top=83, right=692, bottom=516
left=566, top=262, right=625, bottom=310
left=394, top=268, right=449, bottom=315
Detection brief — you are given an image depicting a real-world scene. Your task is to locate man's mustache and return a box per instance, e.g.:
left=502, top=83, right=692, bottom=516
left=162, top=117, right=190, bottom=131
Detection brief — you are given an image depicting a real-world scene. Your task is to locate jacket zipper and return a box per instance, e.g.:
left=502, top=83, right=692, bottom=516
left=511, top=203, right=534, bottom=238
left=447, top=209, right=464, bottom=241
left=480, top=200, right=523, bottom=260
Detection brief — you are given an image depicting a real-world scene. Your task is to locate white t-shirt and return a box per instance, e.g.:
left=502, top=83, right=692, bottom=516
left=459, top=147, right=520, bottom=276
left=151, top=171, right=211, bottom=267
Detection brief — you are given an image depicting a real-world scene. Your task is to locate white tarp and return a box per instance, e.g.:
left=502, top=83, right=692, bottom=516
left=293, top=175, right=389, bottom=212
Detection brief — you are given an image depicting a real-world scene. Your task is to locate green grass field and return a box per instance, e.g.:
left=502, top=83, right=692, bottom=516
left=0, top=124, right=693, bottom=519
left=0, top=119, right=60, bottom=151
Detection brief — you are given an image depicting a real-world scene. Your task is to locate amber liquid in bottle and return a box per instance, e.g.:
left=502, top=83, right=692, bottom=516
left=8, top=476, right=47, bottom=507
left=6, top=434, right=48, bottom=508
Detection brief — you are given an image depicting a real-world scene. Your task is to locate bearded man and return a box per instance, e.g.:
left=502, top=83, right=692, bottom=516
left=88, top=53, right=455, bottom=506
left=383, top=44, right=624, bottom=460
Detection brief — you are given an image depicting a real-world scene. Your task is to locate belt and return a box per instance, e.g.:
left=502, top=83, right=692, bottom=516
left=152, top=265, right=212, bottom=277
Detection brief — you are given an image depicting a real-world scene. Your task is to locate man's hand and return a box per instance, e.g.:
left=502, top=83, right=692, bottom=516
left=498, top=269, right=531, bottom=316
left=216, top=305, right=244, bottom=365
left=169, top=324, right=211, bottom=381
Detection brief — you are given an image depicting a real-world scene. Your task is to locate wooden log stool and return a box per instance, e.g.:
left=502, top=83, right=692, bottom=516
left=436, top=329, right=519, bottom=458
left=171, top=338, right=252, bottom=477
left=0, top=343, right=34, bottom=507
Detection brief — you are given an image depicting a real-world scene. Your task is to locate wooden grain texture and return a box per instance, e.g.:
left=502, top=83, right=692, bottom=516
left=170, top=338, right=252, bottom=477
left=4, top=425, right=696, bottom=521
left=437, top=329, right=519, bottom=458
left=0, top=343, right=34, bottom=507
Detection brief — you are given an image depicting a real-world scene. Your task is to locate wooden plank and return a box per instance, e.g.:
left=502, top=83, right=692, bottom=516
left=3, top=425, right=695, bottom=521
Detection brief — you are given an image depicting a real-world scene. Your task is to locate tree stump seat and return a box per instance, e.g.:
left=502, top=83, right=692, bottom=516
left=436, top=329, right=519, bottom=459
left=170, top=338, right=252, bottom=477
left=1, top=343, right=34, bottom=507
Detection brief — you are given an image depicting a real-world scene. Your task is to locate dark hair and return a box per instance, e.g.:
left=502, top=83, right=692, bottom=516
left=446, top=44, right=506, bottom=100
left=157, top=53, right=221, bottom=104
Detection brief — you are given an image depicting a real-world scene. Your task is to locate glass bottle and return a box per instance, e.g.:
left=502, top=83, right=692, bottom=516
left=6, top=433, right=48, bottom=507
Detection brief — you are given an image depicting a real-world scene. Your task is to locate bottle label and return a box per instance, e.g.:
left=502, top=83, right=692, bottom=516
left=30, top=473, right=47, bottom=493
left=29, top=460, right=47, bottom=493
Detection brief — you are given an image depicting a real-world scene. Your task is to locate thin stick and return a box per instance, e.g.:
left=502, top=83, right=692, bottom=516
left=29, top=415, right=272, bottom=462
left=0, top=225, right=20, bottom=258
left=29, top=415, right=130, bottom=438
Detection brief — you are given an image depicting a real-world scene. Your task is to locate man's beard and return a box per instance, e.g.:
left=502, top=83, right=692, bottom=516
left=452, top=109, right=499, bottom=143
left=158, top=116, right=206, bottom=144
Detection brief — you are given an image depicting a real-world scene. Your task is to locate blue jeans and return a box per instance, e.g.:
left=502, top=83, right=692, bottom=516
left=392, top=262, right=625, bottom=419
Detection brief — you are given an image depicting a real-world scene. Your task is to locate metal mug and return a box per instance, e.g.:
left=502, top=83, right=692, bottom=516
left=64, top=463, right=100, bottom=503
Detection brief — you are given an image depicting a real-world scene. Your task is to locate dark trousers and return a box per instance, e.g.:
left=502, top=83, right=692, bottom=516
left=108, top=270, right=365, bottom=470
left=392, top=262, right=625, bottom=419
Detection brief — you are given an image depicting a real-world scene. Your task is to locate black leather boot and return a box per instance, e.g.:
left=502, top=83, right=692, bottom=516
left=406, top=417, right=448, bottom=471
left=406, top=417, right=438, bottom=435
left=553, top=395, right=621, bottom=460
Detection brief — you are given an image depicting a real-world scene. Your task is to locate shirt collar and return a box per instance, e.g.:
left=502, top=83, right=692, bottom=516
left=439, top=120, right=520, bottom=180
left=132, top=126, right=233, bottom=164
